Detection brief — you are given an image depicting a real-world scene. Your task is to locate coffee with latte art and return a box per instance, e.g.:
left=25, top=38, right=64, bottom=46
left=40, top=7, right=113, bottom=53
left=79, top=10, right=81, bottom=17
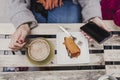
left=28, top=39, right=50, bottom=61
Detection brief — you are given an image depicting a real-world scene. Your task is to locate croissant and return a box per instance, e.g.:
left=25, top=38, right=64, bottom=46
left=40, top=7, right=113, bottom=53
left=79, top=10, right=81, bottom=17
left=64, top=37, right=80, bottom=58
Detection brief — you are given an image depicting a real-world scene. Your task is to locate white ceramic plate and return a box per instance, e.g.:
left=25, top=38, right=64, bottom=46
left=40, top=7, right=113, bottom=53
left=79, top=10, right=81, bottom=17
left=57, top=32, right=90, bottom=64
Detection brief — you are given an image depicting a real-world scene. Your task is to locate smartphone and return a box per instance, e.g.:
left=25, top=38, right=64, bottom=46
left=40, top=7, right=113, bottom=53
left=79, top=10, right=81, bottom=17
left=80, top=21, right=112, bottom=44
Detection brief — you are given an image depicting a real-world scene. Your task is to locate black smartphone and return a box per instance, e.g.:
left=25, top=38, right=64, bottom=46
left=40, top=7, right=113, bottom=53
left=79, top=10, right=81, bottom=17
left=80, top=21, right=112, bottom=44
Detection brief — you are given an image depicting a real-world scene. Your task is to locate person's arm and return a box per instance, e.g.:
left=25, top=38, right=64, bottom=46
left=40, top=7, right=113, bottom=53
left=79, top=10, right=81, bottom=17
left=78, top=0, right=102, bottom=22
left=9, top=24, right=30, bottom=51
left=78, top=0, right=110, bottom=41
left=9, top=0, right=37, bottom=29
left=8, top=0, right=37, bottom=51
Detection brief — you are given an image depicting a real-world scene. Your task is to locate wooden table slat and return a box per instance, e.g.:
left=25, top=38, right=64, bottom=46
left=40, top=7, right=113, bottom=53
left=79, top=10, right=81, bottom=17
left=0, top=21, right=120, bottom=35
left=0, top=54, right=104, bottom=67
left=0, top=23, right=15, bottom=34
left=0, top=39, right=56, bottom=50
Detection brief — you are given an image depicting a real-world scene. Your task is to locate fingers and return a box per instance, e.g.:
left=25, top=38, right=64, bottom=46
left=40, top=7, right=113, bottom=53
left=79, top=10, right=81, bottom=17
left=9, top=24, right=30, bottom=51
left=9, top=34, right=26, bottom=51
left=37, top=0, right=46, bottom=9
left=44, top=0, right=49, bottom=10
left=45, top=0, right=58, bottom=10
left=37, top=0, right=45, bottom=5
left=59, top=0, right=63, bottom=7
left=9, top=42, right=26, bottom=51
left=55, top=0, right=59, bottom=7
left=17, top=24, right=30, bottom=44
left=99, top=21, right=111, bottom=32
left=52, top=0, right=58, bottom=9
left=17, top=31, right=28, bottom=44
left=37, top=0, right=62, bottom=10
left=81, top=31, right=93, bottom=42
left=91, top=17, right=111, bottom=32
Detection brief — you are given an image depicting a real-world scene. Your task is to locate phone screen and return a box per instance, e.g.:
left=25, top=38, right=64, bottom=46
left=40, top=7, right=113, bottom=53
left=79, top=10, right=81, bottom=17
left=80, top=21, right=112, bottom=44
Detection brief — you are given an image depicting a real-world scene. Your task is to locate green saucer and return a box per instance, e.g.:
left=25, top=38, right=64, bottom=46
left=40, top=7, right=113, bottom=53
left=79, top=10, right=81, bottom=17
left=26, top=38, right=55, bottom=65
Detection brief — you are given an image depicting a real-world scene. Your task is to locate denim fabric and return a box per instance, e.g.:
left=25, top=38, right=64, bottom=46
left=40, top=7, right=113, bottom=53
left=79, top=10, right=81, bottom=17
left=32, top=0, right=82, bottom=23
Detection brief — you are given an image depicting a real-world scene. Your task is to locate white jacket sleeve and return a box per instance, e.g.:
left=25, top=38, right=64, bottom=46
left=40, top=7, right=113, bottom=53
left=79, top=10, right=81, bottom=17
left=8, top=0, right=37, bottom=29
left=78, top=0, right=102, bottom=22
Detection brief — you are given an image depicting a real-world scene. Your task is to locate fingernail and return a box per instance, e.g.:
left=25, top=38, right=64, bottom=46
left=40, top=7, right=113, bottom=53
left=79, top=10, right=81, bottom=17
left=20, top=40, right=23, bottom=43
left=19, top=40, right=24, bottom=44
left=17, top=40, right=23, bottom=44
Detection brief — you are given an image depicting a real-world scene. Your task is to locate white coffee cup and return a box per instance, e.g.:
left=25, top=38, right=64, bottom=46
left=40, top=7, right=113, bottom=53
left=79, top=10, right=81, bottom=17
left=28, top=39, right=50, bottom=61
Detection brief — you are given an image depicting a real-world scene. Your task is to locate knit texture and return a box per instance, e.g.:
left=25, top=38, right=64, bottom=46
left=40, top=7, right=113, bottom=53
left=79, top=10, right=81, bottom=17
left=101, top=0, right=120, bottom=26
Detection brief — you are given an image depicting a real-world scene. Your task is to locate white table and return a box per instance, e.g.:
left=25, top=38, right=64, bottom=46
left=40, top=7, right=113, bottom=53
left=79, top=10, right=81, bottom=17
left=0, top=20, right=120, bottom=80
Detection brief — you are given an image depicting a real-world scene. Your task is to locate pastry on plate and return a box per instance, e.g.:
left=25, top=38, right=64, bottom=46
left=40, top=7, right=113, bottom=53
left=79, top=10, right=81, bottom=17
left=64, top=37, right=80, bottom=58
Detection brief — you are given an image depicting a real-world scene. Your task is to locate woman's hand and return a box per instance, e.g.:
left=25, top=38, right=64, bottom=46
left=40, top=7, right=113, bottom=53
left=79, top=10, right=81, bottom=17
left=91, top=17, right=110, bottom=32
left=82, top=17, right=111, bottom=41
left=37, top=0, right=63, bottom=10
left=9, top=24, right=30, bottom=51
